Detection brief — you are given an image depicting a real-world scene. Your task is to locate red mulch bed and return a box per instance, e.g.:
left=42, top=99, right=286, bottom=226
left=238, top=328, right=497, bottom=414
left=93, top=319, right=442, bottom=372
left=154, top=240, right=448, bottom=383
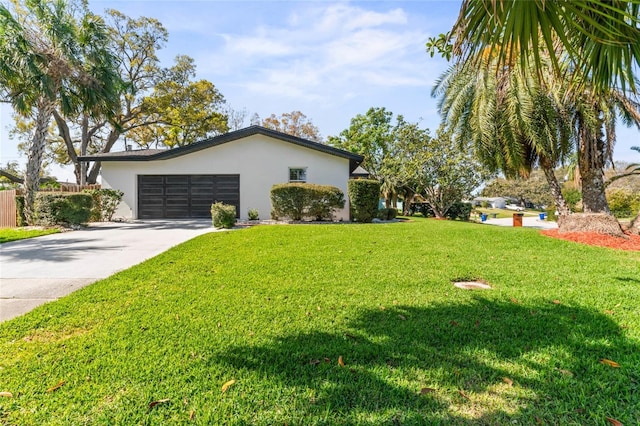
left=541, top=229, right=640, bottom=251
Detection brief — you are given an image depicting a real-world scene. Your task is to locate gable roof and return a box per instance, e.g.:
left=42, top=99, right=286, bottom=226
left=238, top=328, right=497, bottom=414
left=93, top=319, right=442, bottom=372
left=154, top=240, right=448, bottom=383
left=78, top=126, right=364, bottom=166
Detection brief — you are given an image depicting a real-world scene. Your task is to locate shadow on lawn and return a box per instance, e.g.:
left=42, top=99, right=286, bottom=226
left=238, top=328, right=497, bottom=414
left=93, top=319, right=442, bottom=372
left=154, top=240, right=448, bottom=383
left=215, top=298, right=639, bottom=425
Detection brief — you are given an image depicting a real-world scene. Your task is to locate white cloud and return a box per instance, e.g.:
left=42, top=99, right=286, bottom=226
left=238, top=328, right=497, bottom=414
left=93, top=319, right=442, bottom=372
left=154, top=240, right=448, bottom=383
left=201, top=2, right=430, bottom=104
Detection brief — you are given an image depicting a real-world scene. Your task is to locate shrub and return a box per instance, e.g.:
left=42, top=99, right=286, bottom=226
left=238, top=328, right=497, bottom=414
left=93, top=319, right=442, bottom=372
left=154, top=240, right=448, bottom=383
left=34, top=193, right=93, bottom=226
left=271, top=184, right=308, bottom=220
left=307, top=185, right=345, bottom=221
left=247, top=208, right=260, bottom=220
left=445, top=202, right=472, bottom=221
left=561, top=187, right=582, bottom=212
left=377, top=208, right=398, bottom=221
left=271, top=183, right=345, bottom=221
left=211, top=202, right=237, bottom=229
left=348, top=179, right=380, bottom=223
left=83, top=189, right=124, bottom=222
left=607, top=189, right=640, bottom=218
left=15, top=195, right=27, bottom=227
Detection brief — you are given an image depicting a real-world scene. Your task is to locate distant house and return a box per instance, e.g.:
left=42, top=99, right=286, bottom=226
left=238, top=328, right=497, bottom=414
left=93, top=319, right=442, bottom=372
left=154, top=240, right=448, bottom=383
left=350, top=166, right=371, bottom=179
left=79, top=126, right=364, bottom=221
left=472, top=197, right=507, bottom=209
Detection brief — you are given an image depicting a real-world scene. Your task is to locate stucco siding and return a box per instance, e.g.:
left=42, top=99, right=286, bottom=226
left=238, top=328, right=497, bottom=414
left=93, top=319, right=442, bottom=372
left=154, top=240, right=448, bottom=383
left=100, top=133, right=351, bottom=221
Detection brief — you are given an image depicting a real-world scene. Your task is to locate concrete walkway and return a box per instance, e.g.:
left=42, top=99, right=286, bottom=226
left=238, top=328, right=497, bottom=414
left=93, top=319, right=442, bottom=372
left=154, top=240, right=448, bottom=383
left=483, top=216, right=558, bottom=229
left=0, top=220, right=214, bottom=322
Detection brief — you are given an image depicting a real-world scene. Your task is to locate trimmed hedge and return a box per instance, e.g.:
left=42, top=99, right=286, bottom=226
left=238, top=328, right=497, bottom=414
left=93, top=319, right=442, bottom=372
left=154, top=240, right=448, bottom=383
left=84, top=188, right=124, bottom=222
left=15, top=195, right=27, bottom=227
left=34, top=193, right=93, bottom=226
left=211, top=202, right=237, bottom=229
left=348, top=179, right=380, bottom=223
left=270, top=183, right=345, bottom=221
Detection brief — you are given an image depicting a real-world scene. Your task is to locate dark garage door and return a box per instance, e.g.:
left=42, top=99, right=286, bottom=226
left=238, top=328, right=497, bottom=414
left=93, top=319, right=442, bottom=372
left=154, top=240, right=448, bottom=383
left=138, top=175, right=239, bottom=219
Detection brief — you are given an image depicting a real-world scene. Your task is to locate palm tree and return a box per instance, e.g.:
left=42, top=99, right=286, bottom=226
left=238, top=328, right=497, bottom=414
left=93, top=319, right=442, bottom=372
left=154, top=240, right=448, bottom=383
left=568, top=90, right=640, bottom=213
left=0, top=0, right=120, bottom=224
left=451, top=1, right=640, bottom=94
left=433, top=54, right=574, bottom=217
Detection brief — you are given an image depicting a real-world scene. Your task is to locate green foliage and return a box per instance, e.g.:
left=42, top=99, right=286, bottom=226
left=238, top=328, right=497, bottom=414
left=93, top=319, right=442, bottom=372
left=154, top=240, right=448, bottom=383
left=131, top=56, right=228, bottom=148
left=561, top=187, right=582, bottom=212
left=210, top=202, right=237, bottom=229
left=606, top=188, right=640, bottom=218
left=404, top=128, right=487, bottom=218
left=377, top=207, right=398, bottom=221
left=328, top=107, right=394, bottom=179
left=348, top=179, right=380, bottom=222
left=247, top=208, right=260, bottom=221
left=15, top=195, right=26, bottom=227
left=0, top=0, right=122, bottom=220
left=444, top=201, right=473, bottom=221
left=270, top=183, right=345, bottom=221
left=451, top=1, right=640, bottom=93
left=34, top=193, right=93, bottom=226
left=83, top=189, right=124, bottom=221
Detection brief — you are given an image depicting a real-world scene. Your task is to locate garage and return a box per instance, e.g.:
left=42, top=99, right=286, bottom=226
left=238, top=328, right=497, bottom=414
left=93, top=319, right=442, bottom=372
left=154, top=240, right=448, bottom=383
left=138, top=174, right=239, bottom=219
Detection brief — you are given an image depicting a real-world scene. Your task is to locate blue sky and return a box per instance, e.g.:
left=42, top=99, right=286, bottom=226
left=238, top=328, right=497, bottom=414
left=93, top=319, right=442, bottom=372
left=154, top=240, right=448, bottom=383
left=1, top=0, right=638, bottom=181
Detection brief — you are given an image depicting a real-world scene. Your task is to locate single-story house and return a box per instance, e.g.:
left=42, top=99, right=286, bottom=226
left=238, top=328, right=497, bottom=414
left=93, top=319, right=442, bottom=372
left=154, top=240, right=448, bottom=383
left=472, top=197, right=507, bottom=209
left=79, top=126, right=364, bottom=221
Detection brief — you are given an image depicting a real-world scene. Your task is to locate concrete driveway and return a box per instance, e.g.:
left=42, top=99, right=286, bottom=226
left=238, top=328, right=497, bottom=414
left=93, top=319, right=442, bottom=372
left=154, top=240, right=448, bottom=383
left=0, top=220, right=214, bottom=322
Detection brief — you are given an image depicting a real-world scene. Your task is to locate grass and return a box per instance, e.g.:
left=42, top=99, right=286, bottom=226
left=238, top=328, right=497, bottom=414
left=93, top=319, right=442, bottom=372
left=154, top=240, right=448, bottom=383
left=0, top=227, right=60, bottom=244
left=1, top=218, right=639, bottom=425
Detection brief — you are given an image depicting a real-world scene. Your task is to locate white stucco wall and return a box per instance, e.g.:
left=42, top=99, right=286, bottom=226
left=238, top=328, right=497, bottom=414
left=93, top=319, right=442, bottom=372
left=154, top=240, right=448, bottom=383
left=100, top=133, right=352, bottom=221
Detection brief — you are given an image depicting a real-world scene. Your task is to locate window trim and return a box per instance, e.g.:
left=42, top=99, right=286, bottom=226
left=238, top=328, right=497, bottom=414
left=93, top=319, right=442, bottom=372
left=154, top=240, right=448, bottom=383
left=289, top=167, right=307, bottom=183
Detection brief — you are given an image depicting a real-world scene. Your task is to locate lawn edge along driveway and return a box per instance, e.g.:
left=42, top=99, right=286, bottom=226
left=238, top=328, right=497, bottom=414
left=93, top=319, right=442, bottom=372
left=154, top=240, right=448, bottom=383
left=0, top=220, right=213, bottom=322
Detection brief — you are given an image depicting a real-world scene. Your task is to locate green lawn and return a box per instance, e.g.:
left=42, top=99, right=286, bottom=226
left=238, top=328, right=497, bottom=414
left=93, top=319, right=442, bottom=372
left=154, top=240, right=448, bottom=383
left=1, top=219, right=639, bottom=425
left=0, top=227, right=60, bottom=243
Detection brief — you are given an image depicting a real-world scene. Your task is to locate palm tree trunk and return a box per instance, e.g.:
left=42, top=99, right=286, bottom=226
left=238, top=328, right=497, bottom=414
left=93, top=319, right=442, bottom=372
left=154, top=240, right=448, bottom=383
left=540, top=157, right=571, bottom=217
left=630, top=210, right=640, bottom=235
left=578, top=122, right=610, bottom=214
left=23, top=100, right=54, bottom=225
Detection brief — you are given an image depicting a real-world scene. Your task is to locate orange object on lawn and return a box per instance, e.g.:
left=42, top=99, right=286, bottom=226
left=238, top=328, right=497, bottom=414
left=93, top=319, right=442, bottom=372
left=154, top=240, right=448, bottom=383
left=513, top=213, right=524, bottom=227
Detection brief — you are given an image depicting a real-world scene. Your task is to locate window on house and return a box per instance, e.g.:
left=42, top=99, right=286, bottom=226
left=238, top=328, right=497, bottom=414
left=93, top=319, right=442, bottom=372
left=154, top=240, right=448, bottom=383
left=289, top=168, right=307, bottom=182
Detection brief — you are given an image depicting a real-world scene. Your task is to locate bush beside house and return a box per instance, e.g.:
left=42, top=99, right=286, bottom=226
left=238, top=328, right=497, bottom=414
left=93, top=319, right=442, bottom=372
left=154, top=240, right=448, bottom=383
left=33, top=193, right=93, bottom=226
left=348, top=179, right=380, bottom=223
left=270, top=183, right=345, bottom=221
left=84, top=189, right=124, bottom=222
left=211, top=202, right=237, bottom=229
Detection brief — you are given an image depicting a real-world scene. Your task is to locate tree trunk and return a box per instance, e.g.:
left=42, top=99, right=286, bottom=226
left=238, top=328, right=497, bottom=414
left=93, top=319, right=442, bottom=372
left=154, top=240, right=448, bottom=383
left=580, top=167, right=610, bottom=214
left=87, top=127, right=121, bottom=184
left=24, top=101, right=54, bottom=225
left=578, top=118, right=610, bottom=214
left=402, top=189, right=415, bottom=216
left=540, top=157, right=571, bottom=218
left=53, top=110, right=81, bottom=183
left=629, top=210, right=640, bottom=235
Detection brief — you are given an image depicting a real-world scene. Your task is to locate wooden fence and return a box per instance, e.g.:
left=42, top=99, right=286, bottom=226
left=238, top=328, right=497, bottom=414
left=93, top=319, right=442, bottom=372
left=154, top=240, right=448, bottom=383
left=0, top=189, right=17, bottom=228
left=0, top=184, right=100, bottom=228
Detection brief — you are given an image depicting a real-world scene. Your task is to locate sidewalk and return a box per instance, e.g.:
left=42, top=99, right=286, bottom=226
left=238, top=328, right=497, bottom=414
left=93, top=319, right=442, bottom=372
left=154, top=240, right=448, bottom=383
left=483, top=216, right=558, bottom=229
